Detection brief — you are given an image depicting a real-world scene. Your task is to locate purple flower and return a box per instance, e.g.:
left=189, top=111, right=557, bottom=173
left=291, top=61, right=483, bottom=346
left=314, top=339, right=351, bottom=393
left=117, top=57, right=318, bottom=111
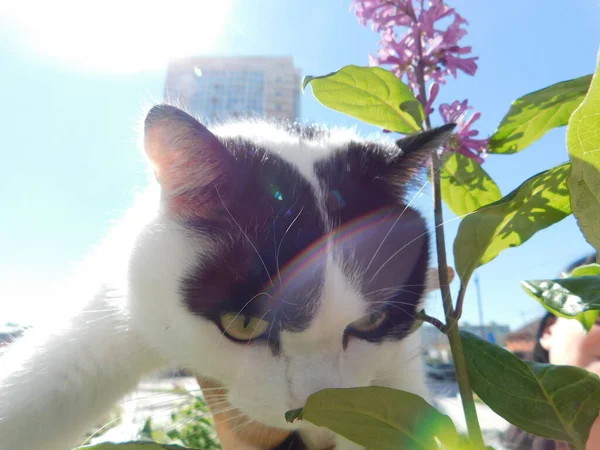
left=352, top=0, right=478, bottom=89
left=439, top=100, right=488, bottom=163
left=352, top=0, right=413, bottom=31
left=351, top=0, right=486, bottom=163
left=418, top=81, right=439, bottom=116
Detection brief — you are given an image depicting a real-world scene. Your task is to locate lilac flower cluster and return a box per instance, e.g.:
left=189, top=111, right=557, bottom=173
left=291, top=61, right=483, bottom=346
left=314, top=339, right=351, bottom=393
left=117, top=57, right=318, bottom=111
left=352, top=0, right=487, bottom=162
left=439, top=100, right=487, bottom=163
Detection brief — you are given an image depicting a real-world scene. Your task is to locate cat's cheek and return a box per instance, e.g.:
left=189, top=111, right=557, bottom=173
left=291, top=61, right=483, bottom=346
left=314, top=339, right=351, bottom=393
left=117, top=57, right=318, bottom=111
left=226, top=362, right=295, bottom=429
left=368, top=331, right=432, bottom=402
left=341, top=337, right=387, bottom=385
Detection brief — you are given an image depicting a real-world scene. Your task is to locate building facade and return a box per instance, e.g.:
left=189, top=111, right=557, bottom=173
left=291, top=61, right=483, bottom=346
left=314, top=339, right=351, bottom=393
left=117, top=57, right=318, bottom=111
left=164, top=56, right=301, bottom=122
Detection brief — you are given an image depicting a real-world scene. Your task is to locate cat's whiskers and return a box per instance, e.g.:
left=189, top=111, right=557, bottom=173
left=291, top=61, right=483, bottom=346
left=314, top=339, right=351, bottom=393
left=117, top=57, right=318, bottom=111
left=168, top=411, right=217, bottom=431
left=370, top=211, right=469, bottom=284
left=80, top=308, right=120, bottom=314
left=133, top=409, right=222, bottom=440
left=79, top=415, right=123, bottom=447
left=364, top=286, right=425, bottom=299
left=266, top=313, right=278, bottom=349
left=119, top=393, right=200, bottom=413
left=276, top=205, right=304, bottom=286
left=198, top=386, right=232, bottom=392
left=202, top=395, right=230, bottom=402
left=365, top=283, right=428, bottom=294
left=116, top=382, right=230, bottom=411
left=364, top=176, right=432, bottom=276
left=217, top=410, right=250, bottom=426
left=202, top=399, right=233, bottom=410
left=366, top=159, right=461, bottom=285
left=168, top=408, right=247, bottom=433
left=124, top=384, right=229, bottom=402
left=83, top=311, right=124, bottom=324
left=298, top=283, right=321, bottom=317
left=215, top=186, right=276, bottom=291
left=368, top=299, right=422, bottom=309
left=80, top=396, right=209, bottom=446
left=129, top=399, right=234, bottom=432
left=230, top=417, right=252, bottom=434
left=368, top=300, right=419, bottom=321
left=118, top=389, right=197, bottom=405
left=279, top=309, right=293, bottom=326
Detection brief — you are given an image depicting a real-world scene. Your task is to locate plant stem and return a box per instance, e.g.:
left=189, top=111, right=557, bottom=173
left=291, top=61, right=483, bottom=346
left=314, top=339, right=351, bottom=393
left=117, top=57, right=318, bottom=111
left=455, top=282, right=468, bottom=320
left=428, top=154, right=454, bottom=316
left=417, top=311, right=448, bottom=333
left=430, top=153, right=485, bottom=449
left=446, top=316, right=486, bottom=448
left=413, top=25, right=485, bottom=448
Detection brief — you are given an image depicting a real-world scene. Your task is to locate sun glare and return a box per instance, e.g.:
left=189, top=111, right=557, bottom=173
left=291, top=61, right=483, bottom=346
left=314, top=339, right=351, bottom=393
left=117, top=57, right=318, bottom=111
left=2, top=0, right=233, bottom=73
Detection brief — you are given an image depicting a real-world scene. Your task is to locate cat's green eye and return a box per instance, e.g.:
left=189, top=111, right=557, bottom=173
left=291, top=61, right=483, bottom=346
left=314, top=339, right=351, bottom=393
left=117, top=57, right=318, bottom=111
left=219, top=313, right=270, bottom=341
left=349, top=310, right=387, bottom=333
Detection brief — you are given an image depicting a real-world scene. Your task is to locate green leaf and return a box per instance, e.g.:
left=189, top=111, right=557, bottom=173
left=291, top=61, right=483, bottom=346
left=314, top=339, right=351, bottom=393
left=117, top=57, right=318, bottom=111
left=568, top=51, right=600, bottom=254
left=453, top=163, right=571, bottom=284
left=285, top=407, right=304, bottom=423
left=293, top=387, right=460, bottom=450
left=489, top=74, right=592, bottom=154
left=462, top=331, right=600, bottom=449
left=521, top=263, right=600, bottom=330
left=303, top=65, right=423, bottom=133
left=439, top=152, right=502, bottom=217
left=571, top=264, right=600, bottom=277
left=81, top=442, right=194, bottom=449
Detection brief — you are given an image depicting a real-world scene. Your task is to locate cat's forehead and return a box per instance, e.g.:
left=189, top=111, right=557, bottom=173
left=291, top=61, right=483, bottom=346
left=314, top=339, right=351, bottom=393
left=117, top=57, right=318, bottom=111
left=211, top=119, right=398, bottom=180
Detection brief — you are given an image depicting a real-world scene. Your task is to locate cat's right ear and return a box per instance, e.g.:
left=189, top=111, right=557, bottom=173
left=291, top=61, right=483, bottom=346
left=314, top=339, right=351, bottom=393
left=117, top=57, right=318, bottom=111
left=144, top=105, right=235, bottom=217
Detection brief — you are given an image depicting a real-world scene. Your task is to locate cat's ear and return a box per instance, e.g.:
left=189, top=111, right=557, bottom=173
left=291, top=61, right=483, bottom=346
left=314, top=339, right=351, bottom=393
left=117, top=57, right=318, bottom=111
left=386, top=123, right=456, bottom=193
left=144, top=104, right=235, bottom=217
left=395, top=123, right=456, bottom=160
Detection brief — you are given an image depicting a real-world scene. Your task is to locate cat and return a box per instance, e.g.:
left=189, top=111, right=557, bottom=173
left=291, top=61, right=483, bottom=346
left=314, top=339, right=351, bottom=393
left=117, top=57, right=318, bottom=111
left=0, top=104, right=454, bottom=450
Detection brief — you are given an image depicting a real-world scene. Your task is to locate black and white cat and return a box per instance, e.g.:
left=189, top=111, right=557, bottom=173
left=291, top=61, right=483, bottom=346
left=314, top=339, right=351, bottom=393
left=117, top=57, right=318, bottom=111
left=0, top=105, right=454, bottom=450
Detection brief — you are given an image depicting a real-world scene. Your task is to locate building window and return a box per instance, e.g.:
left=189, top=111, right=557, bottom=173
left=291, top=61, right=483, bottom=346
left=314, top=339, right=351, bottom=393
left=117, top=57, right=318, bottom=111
left=275, top=76, right=283, bottom=83
left=275, top=91, right=282, bottom=97
left=274, top=103, right=282, bottom=112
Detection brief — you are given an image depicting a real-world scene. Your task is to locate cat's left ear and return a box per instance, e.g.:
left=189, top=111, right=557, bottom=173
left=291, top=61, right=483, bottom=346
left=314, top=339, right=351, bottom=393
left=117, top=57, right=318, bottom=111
left=144, top=104, right=236, bottom=217
left=386, top=123, right=456, bottom=193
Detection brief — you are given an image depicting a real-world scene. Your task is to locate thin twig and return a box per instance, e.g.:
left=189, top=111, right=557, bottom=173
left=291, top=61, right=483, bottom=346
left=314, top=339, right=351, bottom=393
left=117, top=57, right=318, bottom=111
left=454, top=282, right=468, bottom=320
left=417, top=311, right=448, bottom=333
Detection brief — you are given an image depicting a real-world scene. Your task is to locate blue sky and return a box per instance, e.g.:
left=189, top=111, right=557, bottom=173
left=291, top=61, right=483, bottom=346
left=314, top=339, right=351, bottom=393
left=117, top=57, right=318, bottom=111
left=0, top=0, right=598, bottom=329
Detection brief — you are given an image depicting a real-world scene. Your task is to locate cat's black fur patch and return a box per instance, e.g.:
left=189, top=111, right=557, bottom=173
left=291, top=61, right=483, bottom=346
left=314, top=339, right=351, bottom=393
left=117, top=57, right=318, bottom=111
left=315, top=142, right=430, bottom=342
left=315, top=142, right=399, bottom=226
left=181, top=138, right=326, bottom=341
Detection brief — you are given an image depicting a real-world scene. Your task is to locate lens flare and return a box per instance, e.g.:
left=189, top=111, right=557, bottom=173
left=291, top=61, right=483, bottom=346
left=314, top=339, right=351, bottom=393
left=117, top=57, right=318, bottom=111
left=2, top=0, right=233, bottom=73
